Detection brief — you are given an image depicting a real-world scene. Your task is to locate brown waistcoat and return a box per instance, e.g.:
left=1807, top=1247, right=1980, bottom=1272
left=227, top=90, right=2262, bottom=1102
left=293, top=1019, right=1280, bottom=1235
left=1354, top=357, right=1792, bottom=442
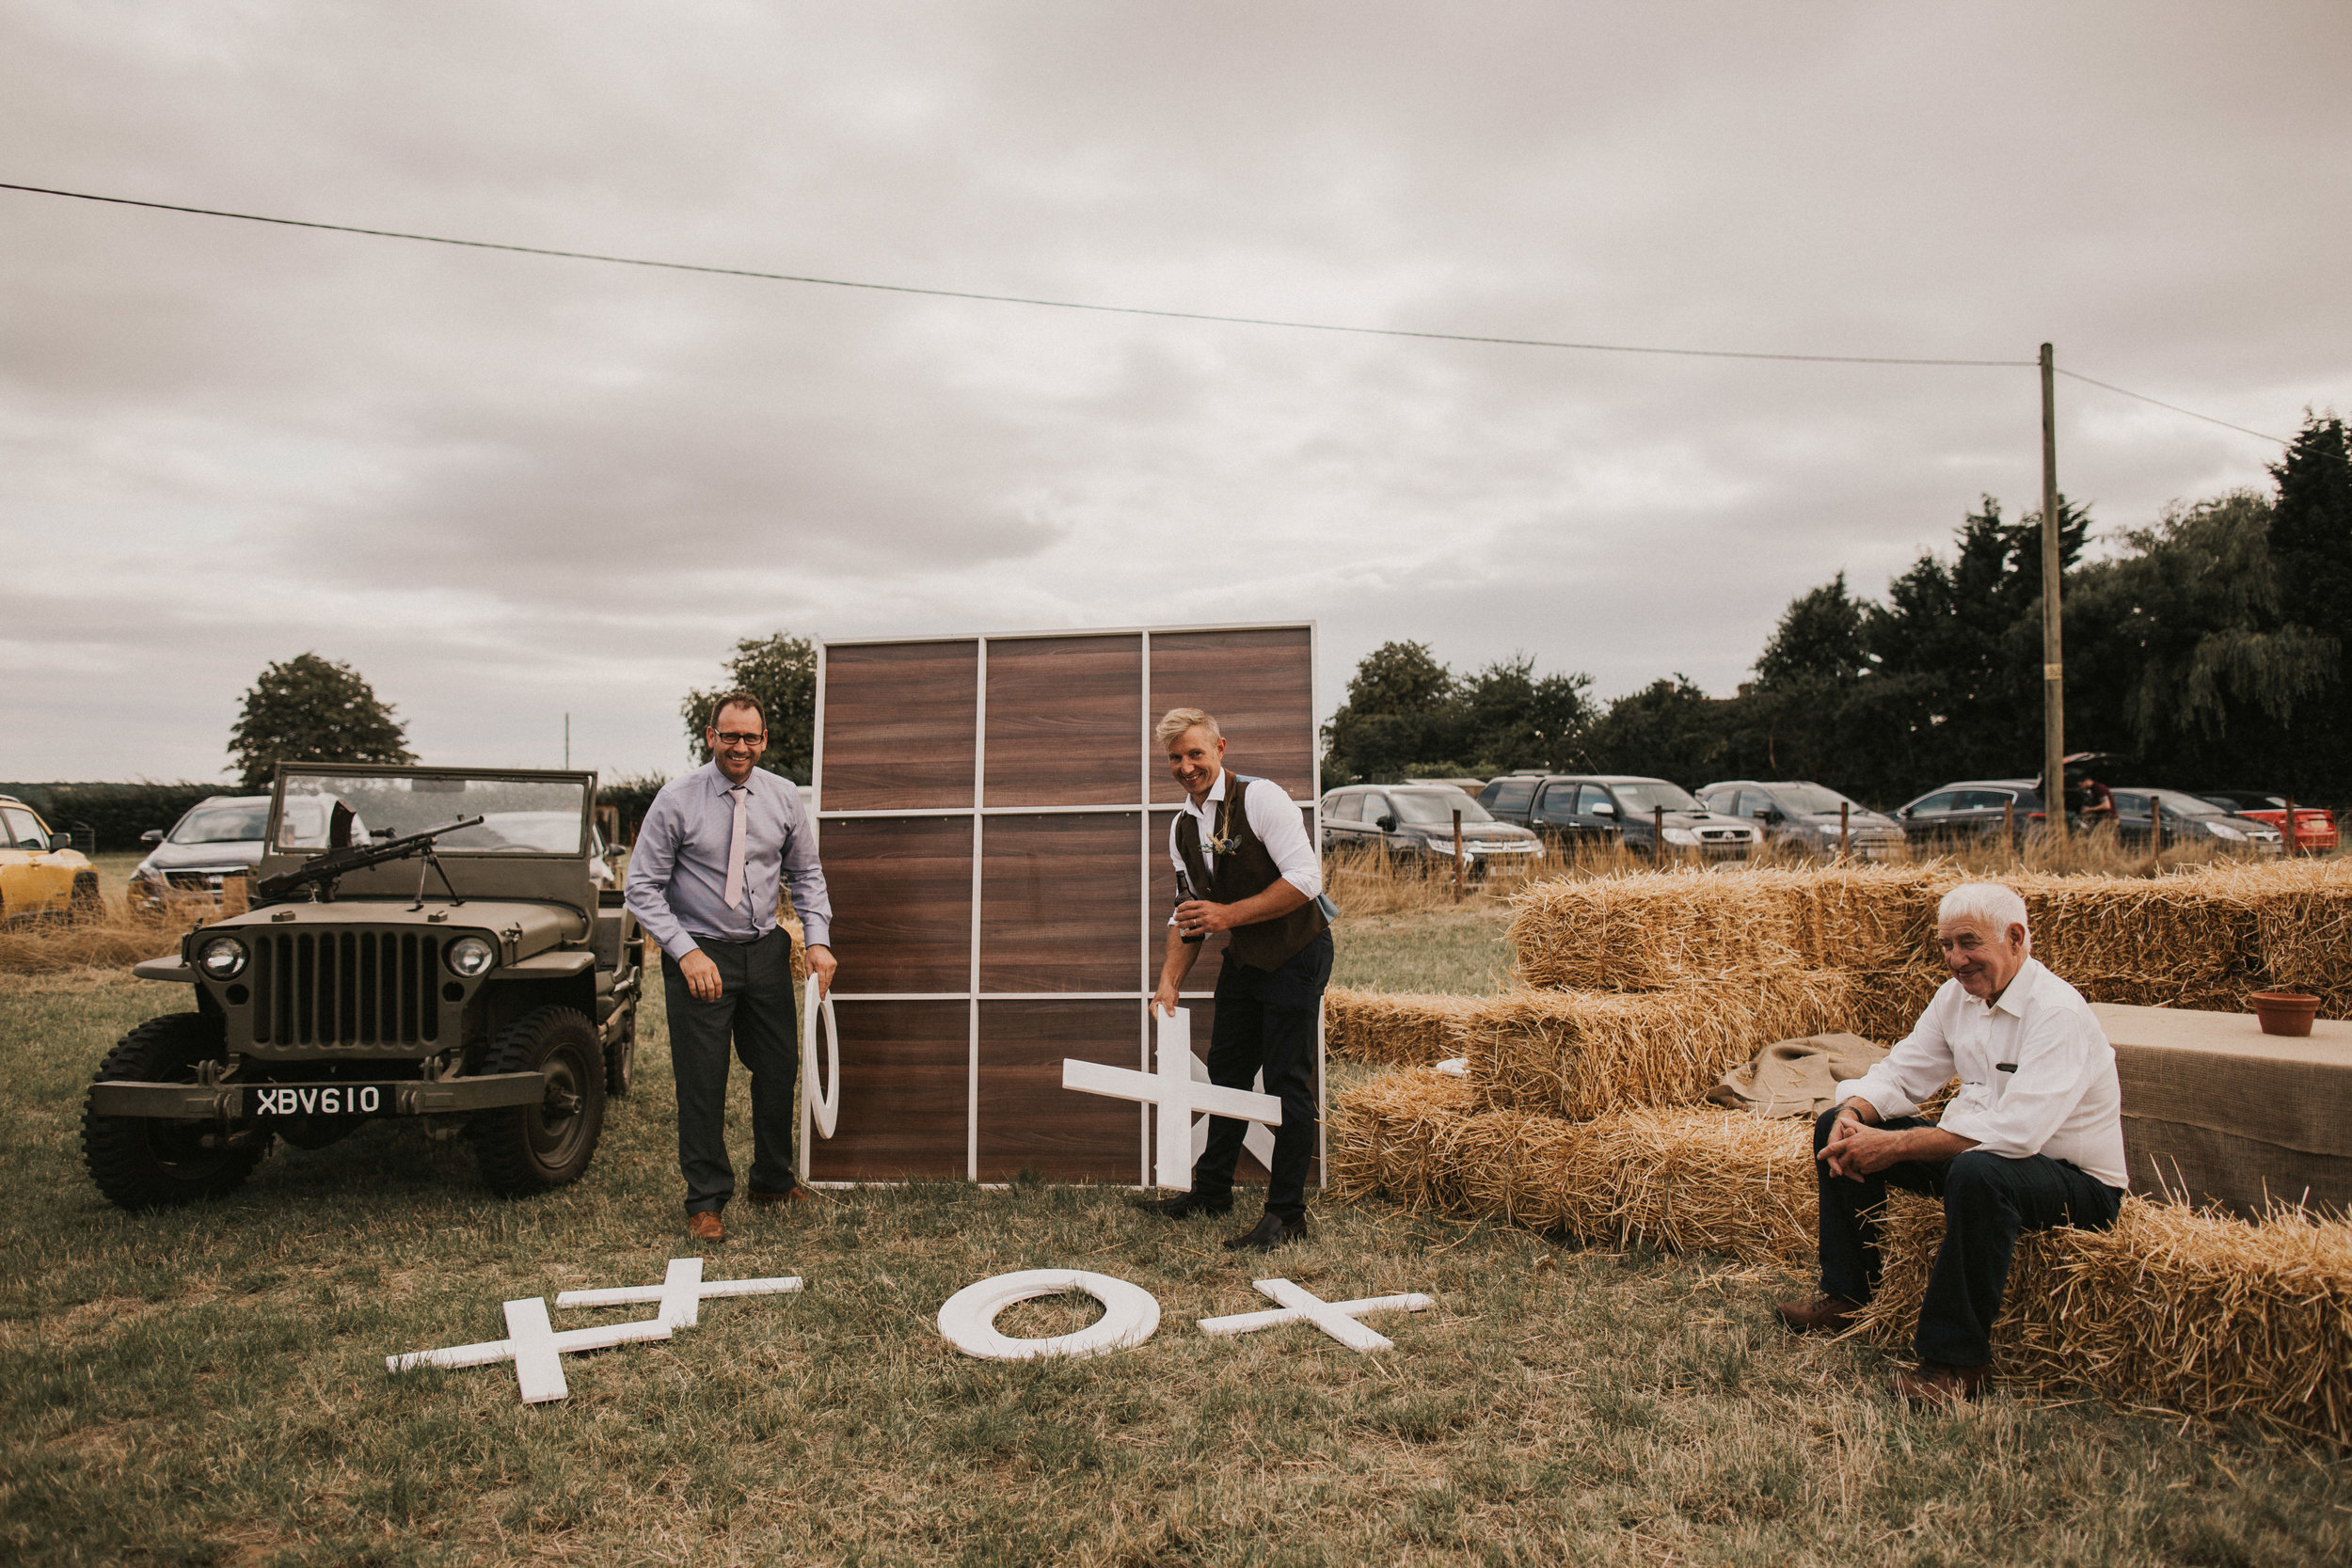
left=1173, top=770, right=1329, bottom=972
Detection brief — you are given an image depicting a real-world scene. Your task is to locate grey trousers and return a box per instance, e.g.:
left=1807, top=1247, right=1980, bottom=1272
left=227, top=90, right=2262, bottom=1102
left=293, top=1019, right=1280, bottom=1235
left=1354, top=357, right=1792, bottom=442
left=660, top=927, right=799, bottom=1213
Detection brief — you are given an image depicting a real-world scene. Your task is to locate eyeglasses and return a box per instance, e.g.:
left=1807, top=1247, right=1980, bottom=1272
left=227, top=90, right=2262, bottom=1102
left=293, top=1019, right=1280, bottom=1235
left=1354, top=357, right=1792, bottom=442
left=712, top=731, right=767, bottom=747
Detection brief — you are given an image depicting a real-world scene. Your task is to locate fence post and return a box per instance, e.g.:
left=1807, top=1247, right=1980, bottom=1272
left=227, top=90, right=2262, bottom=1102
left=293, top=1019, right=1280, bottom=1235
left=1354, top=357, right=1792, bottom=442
left=2286, top=796, right=2300, bottom=856
left=1653, top=804, right=1665, bottom=863
left=2002, top=798, right=2015, bottom=859
left=1452, top=809, right=1464, bottom=904
left=1839, top=801, right=1850, bottom=860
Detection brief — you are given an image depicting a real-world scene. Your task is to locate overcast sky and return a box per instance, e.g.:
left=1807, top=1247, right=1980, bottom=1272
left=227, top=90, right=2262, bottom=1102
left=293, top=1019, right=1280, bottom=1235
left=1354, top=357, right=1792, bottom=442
left=5, top=2, right=2346, bottom=784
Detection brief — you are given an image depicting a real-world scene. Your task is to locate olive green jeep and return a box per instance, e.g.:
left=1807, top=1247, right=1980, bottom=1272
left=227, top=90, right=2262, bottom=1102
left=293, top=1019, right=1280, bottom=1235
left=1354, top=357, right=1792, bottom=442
left=82, top=764, right=644, bottom=1209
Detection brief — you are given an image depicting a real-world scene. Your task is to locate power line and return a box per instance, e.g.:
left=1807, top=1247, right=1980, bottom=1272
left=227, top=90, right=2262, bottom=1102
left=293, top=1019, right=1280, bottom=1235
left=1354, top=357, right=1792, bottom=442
left=0, top=179, right=2028, bottom=368
left=0, top=180, right=2298, bottom=446
left=2053, top=367, right=2290, bottom=447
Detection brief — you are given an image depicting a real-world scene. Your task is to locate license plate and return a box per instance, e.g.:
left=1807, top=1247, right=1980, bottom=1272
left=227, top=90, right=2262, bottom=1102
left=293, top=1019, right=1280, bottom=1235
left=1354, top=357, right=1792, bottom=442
left=247, top=1085, right=387, bottom=1117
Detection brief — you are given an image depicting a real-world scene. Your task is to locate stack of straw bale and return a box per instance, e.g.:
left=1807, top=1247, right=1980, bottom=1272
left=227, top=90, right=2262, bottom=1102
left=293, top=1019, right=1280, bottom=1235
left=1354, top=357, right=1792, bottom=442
left=1324, top=988, right=1478, bottom=1067
left=1851, top=1191, right=2352, bottom=1448
left=1506, top=859, right=2352, bottom=1018
left=1461, top=968, right=1854, bottom=1121
left=1327, top=1067, right=1816, bottom=1265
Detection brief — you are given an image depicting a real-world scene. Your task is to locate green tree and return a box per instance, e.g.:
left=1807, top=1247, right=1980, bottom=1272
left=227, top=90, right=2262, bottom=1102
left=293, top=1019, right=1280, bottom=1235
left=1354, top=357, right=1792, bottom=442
left=1584, top=676, right=1731, bottom=785
left=1454, top=656, right=1595, bottom=774
left=1755, top=572, right=1870, bottom=689
left=682, top=631, right=818, bottom=782
left=227, top=653, right=415, bottom=789
left=1319, top=641, right=1461, bottom=783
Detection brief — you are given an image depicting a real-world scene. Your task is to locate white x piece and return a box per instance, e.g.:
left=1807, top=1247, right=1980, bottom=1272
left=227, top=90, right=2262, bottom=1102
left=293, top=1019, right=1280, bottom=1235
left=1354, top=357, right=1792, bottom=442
left=553, top=1257, right=804, bottom=1329
left=386, top=1296, right=674, bottom=1403
left=1061, top=1006, right=1281, bottom=1190
left=1196, top=1277, right=1435, bottom=1354
left=1188, top=1055, right=1278, bottom=1171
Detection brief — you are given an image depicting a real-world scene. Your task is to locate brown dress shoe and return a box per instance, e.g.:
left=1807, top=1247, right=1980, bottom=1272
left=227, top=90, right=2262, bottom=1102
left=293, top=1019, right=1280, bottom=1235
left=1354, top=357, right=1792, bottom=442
left=1892, top=1362, right=1990, bottom=1407
left=748, top=1186, right=822, bottom=1209
left=687, top=1212, right=724, bottom=1244
left=1774, top=1295, right=1862, bottom=1335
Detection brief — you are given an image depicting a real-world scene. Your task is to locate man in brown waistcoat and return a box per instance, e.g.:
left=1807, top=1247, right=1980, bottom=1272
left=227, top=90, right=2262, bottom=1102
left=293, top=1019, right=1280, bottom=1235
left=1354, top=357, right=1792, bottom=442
left=1143, top=707, right=1332, bottom=1251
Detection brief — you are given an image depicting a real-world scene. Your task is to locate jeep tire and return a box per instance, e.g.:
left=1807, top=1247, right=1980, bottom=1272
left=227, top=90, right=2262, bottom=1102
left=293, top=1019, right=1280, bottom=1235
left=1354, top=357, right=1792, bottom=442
left=469, top=1005, right=606, bottom=1196
left=83, top=1013, right=275, bottom=1209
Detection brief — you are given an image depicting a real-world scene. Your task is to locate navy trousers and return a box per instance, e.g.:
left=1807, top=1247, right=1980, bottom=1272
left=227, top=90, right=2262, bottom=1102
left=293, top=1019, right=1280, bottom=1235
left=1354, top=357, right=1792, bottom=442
left=1812, top=1106, right=2122, bottom=1367
left=1191, top=929, right=1332, bottom=1222
left=661, top=927, right=800, bottom=1213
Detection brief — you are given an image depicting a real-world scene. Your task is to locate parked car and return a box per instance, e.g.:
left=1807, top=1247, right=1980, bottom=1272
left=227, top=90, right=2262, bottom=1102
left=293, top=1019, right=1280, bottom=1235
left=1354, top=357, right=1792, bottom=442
left=130, top=795, right=274, bottom=912
left=1695, top=780, right=1907, bottom=859
left=2194, top=790, right=2337, bottom=852
left=1893, top=780, right=2046, bottom=847
left=1479, top=774, right=1761, bottom=860
left=1322, top=784, right=1540, bottom=873
left=2110, top=788, right=2283, bottom=854
left=0, top=794, right=102, bottom=922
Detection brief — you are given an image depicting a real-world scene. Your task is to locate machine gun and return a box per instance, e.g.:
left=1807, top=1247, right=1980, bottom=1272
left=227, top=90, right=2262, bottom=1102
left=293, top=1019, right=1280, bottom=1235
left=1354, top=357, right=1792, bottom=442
left=257, top=814, right=486, bottom=905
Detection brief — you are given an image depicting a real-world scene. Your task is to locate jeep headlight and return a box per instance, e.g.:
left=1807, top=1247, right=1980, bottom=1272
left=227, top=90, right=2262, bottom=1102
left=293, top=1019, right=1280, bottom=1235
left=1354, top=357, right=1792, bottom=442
left=198, top=934, right=248, bottom=980
left=446, top=936, right=499, bottom=977
left=1661, top=826, right=1701, bottom=846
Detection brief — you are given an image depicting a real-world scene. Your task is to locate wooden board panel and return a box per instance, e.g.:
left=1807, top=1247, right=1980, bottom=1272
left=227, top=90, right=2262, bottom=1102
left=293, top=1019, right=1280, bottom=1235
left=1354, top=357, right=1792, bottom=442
left=821, top=641, right=977, bottom=811
left=1148, top=626, right=1314, bottom=803
left=983, top=635, right=1143, bottom=807
left=808, top=1001, right=970, bottom=1181
left=977, top=1001, right=1145, bottom=1182
left=981, top=813, right=1142, bottom=992
left=819, top=816, right=973, bottom=994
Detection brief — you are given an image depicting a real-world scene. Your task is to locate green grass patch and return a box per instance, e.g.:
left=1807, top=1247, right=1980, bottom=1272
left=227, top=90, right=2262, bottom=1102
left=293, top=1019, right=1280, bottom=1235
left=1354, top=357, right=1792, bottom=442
left=2, top=933, right=2346, bottom=1564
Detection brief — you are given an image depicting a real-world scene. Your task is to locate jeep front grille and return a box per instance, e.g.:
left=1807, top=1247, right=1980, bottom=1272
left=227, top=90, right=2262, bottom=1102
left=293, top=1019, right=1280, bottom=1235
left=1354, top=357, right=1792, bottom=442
left=252, top=930, right=441, bottom=1046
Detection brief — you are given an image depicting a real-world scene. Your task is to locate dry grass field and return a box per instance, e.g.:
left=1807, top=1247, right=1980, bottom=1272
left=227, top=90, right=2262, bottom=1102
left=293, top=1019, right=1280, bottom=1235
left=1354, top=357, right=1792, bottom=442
left=2, top=873, right=2347, bottom=1564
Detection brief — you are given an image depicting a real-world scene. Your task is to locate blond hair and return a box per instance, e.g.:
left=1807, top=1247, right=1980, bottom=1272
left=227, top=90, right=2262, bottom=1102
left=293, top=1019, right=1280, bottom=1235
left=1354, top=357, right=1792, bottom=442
left=1154, top=707, right=1222, bottom=750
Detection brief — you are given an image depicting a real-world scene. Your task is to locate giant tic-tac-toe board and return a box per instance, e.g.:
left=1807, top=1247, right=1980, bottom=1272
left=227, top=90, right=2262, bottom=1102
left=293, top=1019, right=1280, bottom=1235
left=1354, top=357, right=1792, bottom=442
left=801, top=624, right=1321, bottom=1186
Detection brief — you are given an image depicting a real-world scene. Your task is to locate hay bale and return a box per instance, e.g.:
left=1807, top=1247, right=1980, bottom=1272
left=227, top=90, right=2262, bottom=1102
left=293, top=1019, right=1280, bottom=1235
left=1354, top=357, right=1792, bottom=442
left=1463, top=968, right=1853, bottom=1121
left=1327, top=1071, right=1815, bottom=1265
left=1507, top=859, right=2347, bottom=1019
left=1851, top=1192, right=2352, bottom=1448
left=1323, top=988, right=1478, bottom=1067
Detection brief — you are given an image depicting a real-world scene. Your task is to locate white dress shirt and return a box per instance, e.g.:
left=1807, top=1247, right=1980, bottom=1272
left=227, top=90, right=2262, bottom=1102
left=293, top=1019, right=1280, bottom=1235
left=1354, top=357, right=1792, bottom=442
left=1166, top=770, right=1322, bottom=907
left=1837, top=958, right=2128, bottom=1188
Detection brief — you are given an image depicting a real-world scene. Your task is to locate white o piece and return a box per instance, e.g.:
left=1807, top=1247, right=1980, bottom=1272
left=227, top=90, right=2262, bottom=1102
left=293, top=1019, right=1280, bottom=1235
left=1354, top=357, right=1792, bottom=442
left=803, top=974, right=840, bottom=1138
left=936, top=1269, right=1161, bottom=1361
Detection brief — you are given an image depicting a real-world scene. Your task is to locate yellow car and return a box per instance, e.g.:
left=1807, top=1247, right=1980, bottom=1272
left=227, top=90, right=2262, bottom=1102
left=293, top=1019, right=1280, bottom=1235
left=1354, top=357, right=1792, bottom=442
left=0, top=795, right=102, bottom=922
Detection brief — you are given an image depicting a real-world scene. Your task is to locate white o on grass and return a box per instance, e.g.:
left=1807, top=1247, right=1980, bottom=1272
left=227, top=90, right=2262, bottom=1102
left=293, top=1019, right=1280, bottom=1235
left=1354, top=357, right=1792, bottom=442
left=937, top=1269, right=1161, bottom=1360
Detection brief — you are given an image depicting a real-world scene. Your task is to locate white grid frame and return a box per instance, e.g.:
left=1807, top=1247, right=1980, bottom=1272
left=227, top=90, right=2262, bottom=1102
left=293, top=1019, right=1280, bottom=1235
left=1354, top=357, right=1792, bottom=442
left=800, top=621, right=1324, bottom=1187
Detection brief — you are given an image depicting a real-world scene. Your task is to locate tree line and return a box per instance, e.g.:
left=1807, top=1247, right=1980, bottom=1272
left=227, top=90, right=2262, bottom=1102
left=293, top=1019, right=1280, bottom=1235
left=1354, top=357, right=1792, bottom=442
left=1322, top=415, right=2352, bottom=808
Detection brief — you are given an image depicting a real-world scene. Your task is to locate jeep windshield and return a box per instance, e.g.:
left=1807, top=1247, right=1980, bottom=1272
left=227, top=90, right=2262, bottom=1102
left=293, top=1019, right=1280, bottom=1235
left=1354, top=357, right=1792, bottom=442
left=275, top=771, right=589, bottom=855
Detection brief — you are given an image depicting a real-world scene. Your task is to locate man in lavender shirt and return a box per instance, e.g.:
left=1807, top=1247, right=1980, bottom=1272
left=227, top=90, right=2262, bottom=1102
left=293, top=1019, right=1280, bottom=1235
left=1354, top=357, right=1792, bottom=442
left=625, top=690, right=835, bottom=1244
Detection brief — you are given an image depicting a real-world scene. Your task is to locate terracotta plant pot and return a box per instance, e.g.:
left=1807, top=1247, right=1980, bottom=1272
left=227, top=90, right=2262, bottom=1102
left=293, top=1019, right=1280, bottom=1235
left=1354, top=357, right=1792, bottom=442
left=2249, top=990, right=2320, bottom=1038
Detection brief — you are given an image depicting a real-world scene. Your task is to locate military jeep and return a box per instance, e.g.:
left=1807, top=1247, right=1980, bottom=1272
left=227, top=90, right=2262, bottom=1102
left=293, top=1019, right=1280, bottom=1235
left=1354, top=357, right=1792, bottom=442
left=82, top=764, right=643, bottom=1209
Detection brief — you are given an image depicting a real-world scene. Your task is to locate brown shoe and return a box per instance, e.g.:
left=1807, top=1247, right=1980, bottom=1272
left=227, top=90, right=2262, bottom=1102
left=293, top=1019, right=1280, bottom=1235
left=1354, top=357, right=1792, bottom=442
left=1892, top=1362, right=1990, bottom=1407
left=687, top=1212, right=724, bottom=1244
left=747, top=1186, right=822, bottom=1209
left=1774, top=1295, right=1862, bottom=1335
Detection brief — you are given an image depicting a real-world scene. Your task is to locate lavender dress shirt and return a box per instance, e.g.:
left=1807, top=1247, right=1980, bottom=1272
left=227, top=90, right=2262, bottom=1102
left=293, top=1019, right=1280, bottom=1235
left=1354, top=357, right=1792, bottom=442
left=625, top=761, right=834, bottom=961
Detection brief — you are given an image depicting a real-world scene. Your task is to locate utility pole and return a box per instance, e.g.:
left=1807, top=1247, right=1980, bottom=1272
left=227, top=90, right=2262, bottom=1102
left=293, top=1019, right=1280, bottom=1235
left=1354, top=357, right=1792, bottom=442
left=2040, top=344, right=2065, bottom=840
left=564, top=712, right=571, bottom=770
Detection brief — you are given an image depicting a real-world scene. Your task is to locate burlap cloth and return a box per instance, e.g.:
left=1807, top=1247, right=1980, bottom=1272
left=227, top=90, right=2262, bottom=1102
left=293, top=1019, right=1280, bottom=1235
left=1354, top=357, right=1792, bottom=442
left=1707, top=1032, right=1888, bottom=1120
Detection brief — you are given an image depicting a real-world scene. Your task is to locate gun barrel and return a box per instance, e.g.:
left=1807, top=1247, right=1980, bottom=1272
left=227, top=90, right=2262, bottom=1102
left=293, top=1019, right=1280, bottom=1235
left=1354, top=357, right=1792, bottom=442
left=257, top=815, right=486, bottom=897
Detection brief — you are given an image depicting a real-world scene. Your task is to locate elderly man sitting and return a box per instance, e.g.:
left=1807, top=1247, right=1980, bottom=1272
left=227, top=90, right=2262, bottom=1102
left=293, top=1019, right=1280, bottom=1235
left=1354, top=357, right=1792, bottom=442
left=1775, top=881, right=2128, bottom=1405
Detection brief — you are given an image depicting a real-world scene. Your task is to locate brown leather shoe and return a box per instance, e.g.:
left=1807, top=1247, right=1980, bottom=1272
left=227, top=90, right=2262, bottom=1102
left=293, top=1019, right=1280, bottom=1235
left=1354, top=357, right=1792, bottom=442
left=687, top=1212, right=724, bottom=1244
left=1892, top=1362, right=1990, bottom=1406
left=1774, top=1295, right=1862, bottom=1335
left=747, top=1186, right=822, bottom=1209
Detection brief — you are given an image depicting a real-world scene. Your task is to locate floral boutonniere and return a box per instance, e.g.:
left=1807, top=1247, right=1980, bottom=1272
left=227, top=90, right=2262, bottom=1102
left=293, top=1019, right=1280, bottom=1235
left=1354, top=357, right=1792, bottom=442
left=1205, top=791, right=1241, bottom=856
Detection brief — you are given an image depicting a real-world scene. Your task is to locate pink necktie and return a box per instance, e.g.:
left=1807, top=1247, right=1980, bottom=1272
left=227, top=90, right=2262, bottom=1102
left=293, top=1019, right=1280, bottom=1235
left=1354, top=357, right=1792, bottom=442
left=723, top=786, right=750, bottom=911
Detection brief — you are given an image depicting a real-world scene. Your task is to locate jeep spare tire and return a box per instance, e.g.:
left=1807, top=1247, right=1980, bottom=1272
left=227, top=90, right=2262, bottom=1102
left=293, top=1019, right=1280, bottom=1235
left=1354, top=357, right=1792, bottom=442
left=468, top=1005, right=605, bottom=1196
left=83, top=1013, right=275, bottom=1209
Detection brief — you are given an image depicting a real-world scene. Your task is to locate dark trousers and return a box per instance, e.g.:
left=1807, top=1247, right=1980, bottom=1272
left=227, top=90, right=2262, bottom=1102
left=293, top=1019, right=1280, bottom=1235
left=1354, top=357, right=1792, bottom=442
left=1192, top=929, right=1331, bottom=1222
left=1812, top=1106, right=2122, bottom=1367
left=661, top=927, right=799, bottom=1213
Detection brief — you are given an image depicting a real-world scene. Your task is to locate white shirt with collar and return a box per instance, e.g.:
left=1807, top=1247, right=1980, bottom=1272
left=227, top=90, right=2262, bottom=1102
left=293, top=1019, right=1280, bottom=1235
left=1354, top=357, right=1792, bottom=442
left=1166, top=769, right=1322, bottom=905
left=1837, top=957, right=2128, bottom=1188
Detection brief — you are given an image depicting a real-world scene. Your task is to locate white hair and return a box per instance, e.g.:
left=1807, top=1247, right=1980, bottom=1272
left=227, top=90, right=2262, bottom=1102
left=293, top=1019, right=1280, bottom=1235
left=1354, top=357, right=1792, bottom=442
left=1938, top=881, right=2030, bottom=947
